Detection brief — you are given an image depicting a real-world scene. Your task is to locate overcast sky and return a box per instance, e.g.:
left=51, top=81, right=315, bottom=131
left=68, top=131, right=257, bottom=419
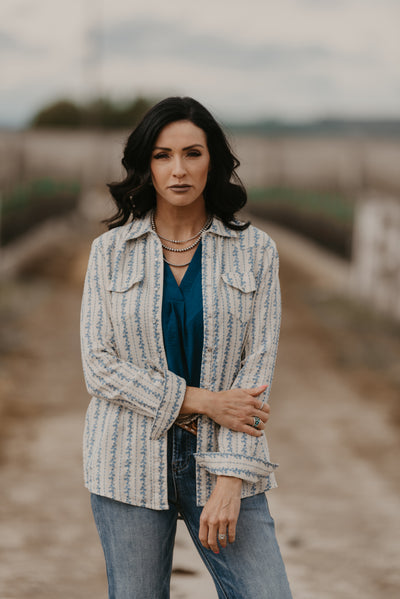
left=1, top=0, right=400, bottom=127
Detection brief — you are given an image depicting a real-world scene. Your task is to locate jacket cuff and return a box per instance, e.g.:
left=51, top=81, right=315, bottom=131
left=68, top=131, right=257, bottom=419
left=149, top=370, right=187, bottom=440
left=194, top=452, right=279, bottom=483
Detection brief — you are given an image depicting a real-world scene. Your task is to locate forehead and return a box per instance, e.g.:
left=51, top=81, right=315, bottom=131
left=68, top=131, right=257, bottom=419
left=154, top=120, right=207, bottom=148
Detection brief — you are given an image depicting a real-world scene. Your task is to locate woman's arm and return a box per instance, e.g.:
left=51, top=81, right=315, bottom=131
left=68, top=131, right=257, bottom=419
left=184, top=386, right=271, bottom=553
left=181, top=385, right=271, bottom=437
left=194, top=242, right=281, bottom=483
left=187, top=241, right=281, bottom=551
left=193, top=241, right=281, bottom=550
left=198, top=475, right=242, bottom=553
left=80, top=238, right=187, bottom=440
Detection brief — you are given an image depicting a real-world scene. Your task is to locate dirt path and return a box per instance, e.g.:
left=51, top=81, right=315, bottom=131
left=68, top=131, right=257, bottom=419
left=0, top=217, right=399, bottom=599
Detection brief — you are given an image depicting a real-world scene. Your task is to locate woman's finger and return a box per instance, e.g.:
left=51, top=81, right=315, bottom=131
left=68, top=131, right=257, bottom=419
left=207, top=522, right=220, bottom=554
left=247, top=406, right=269, bottom=423
left=246, top=385, right=268, bottom=396
left=241, top=424, right=263, bottom=437
left=247, top=415, right=265, bottom=429
left=217, top=528, right=228, bottom=549
left=251, top=397, right=270, bottom=412
left=228, top=517, right=238, bottom=544
left=251, top=401, right=270, bottom=421
left=255, top=407, right=270, bottom=423
left=199, top=519, right=210, bottom=550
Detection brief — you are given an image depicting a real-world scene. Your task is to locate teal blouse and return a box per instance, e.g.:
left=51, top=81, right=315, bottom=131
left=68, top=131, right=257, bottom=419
left=161, top=241, right=204, bottom=387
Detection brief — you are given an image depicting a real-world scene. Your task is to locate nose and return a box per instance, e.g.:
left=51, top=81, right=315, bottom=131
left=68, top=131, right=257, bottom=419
left=172, top=156, right=186, bottom=178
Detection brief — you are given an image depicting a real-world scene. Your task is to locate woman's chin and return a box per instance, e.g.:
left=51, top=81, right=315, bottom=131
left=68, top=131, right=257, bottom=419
left=156, top=193, right=205, bottom=210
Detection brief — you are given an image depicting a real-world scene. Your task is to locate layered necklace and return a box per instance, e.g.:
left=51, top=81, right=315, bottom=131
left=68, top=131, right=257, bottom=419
left=151, top=211, right=212, bottom=267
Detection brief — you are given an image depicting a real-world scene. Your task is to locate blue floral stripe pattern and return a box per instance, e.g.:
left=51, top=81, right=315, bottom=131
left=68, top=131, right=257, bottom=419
left=80, top=211, right=281, bottom=509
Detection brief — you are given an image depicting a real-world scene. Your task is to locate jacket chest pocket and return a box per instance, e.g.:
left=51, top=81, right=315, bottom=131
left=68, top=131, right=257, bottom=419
left=106, top=272, right=147, bottom=335
left=220, top=271, right=256, bottom=323
left=106, top=267, right=166, bottom=369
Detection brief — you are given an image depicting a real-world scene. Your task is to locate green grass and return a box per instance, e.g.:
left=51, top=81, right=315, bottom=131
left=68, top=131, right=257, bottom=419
left=1, top=177, right=81, bottom=245
left=246, top=186, right=354, bottom=258
left=248, top=186, right=354, bottom=225
left=2, top=178, right=80, bottom=214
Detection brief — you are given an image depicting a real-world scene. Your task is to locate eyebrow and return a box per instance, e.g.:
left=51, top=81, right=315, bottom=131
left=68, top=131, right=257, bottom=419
left=153, top=144, right=205, bottom=152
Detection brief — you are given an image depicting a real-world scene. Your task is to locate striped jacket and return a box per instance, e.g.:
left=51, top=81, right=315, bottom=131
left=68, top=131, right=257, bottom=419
left=80, top=211, right=281, bottom=509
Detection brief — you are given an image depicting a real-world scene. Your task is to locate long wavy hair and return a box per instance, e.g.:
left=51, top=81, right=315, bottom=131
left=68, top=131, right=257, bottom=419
left=105, top=96, right=250, bottom=231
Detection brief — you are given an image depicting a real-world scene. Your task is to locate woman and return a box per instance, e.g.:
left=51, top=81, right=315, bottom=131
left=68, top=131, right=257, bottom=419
left=80, top=97, right=292, bottom=598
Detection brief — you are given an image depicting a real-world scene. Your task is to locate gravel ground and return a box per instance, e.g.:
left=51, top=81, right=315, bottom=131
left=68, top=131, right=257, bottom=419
left=0, top=215, right=399, bottom=598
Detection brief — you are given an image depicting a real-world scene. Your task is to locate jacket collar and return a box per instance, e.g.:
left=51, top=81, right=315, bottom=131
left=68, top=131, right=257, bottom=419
left=123, top=211, right=238, bottom=241
left=124, top=211, right=153, bottom=241
left=206, top=217, right=238, bottom=238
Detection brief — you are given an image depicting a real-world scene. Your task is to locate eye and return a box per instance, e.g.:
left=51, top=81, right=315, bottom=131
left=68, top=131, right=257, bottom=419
left=187, top=150, right=201, bottom=157
left=153, top=152, right=169, bottom=160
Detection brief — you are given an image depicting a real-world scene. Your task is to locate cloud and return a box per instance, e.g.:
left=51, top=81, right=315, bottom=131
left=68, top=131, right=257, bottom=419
left=0, top=29, right=43, bottom=55
left=1, top=0, right=399, bottom=126
left=92, top=17, right=360, bottom=73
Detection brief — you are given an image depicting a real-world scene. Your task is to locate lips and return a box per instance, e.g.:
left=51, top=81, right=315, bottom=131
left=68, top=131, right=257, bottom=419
left=168, top=184, right=192, bottom=193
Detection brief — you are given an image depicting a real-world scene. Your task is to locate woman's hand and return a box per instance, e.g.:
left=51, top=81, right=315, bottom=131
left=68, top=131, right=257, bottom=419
left=207, top=385, right=270, bottom=437
left=180, top=384, right=270, bottom=437
left=199, top=476, right=242, bottom=553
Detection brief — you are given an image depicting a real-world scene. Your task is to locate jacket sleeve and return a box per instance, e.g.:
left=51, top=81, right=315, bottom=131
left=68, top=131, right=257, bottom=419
left=80, top=237, right=187, bottom=440
left=195, top=241, right=281, bottom=483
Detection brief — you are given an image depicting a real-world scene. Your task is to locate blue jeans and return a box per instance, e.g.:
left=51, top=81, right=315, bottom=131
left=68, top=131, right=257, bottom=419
left=90, top=425, right=293, bottom=599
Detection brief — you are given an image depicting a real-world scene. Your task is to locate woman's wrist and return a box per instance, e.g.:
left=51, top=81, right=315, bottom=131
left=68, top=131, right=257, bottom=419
left=180, top=386, right=214, bottom=416
left=215, top=475, right=243, bottom=494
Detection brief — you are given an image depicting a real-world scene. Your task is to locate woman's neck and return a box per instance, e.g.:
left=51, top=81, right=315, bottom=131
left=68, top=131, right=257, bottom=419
left=153, top=202, right=209, bottom=241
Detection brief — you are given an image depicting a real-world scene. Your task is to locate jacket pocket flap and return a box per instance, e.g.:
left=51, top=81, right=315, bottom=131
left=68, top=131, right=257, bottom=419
left=221, top=271, right=256, bottom=293
left=106, top=271, right=144, bottom=292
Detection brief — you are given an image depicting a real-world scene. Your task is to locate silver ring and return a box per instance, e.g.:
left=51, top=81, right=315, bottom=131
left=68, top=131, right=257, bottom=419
left=253, top=416, right=261, bottom=428
left=218, top=534, right=226, bottom=540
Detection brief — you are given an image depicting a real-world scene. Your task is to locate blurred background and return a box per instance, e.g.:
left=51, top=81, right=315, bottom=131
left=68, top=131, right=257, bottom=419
left=1, top=1, right=399, bottom=597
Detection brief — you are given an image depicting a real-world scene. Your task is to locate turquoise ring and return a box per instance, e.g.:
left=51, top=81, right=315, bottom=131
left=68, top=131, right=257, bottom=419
left=253, top=416, right=261, bottom=428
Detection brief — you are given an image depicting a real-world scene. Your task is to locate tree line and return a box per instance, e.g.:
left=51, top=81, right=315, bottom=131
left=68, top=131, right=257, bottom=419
left=31, top=96, right=155, bottom=129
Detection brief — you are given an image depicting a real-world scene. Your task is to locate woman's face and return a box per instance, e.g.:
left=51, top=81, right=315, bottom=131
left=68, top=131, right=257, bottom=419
left=150, top=120, right=210, bottom=210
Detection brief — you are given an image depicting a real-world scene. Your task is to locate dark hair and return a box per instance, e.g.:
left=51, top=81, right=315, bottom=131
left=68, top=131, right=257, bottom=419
left=105, top=97, right=250, bottom=231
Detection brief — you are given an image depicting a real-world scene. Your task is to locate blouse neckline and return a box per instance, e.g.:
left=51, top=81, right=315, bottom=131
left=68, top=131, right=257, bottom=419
left=164, top=241, right=202, bottom=291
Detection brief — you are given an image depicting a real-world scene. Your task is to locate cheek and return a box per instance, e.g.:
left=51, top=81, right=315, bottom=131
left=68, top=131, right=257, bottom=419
left=197, top=161, right=210, bottom=183
left=150, top=164, right=164, bottom=186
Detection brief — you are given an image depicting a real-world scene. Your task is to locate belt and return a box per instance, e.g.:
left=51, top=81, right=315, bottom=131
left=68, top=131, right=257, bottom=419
left=175, top=418, right=198, bottom=436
